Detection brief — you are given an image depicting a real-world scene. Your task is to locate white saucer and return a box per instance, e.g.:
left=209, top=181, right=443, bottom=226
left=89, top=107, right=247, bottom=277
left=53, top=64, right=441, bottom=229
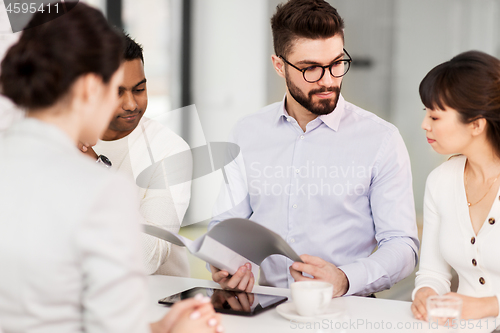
left=276, top=301, right=346, bottom=323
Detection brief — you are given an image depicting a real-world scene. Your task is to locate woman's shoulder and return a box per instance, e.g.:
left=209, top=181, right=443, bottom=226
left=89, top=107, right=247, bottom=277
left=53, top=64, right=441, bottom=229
left=426, top=154, right=465, bottom=187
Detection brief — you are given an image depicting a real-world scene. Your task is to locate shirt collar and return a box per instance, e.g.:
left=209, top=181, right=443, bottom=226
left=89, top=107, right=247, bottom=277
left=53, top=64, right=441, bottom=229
left=275, top=93, right=346, bottom=132
left=275, top=94, right=289, bottom=124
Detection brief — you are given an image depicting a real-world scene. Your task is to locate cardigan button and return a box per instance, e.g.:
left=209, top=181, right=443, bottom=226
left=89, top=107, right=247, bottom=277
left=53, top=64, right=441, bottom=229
left=471, top=237, right=476, bottom=244
left=479, top=277, right=485, bottom=285
left=488, top=217, right=495, bottom=225
left=472, top=259, right=477, bottom=266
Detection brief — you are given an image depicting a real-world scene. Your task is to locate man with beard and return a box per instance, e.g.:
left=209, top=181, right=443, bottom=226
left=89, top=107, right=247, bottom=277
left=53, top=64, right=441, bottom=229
left=81, top=35, right=191, bottom=277
left=209, top=0, right=419, bottom=298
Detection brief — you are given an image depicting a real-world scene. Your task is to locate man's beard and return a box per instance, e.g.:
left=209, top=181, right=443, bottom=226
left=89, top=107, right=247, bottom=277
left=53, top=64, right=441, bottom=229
left=286, top=73, right=341, bottom=116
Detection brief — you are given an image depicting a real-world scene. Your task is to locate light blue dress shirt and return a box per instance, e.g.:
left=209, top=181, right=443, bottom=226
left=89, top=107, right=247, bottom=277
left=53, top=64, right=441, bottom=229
left=210, top=94, right=419, bottom=296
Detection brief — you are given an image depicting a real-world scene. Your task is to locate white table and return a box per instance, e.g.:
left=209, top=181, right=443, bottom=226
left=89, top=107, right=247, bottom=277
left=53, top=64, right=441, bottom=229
left=148, top=276, right=497, bottom=333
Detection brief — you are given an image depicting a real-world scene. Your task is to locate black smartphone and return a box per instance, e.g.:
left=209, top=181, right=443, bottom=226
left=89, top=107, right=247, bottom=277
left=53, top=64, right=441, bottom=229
left=158, top=287, right=288, bottom=317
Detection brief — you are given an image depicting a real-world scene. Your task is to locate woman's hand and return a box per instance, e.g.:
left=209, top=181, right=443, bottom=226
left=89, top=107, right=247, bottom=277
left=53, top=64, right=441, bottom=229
left=77, top=142, right=98, bottom=159
left=445, top=292, right=499, bottom=320
left=151, top=295, right=223, bottom=333
left=411, top=287, right=438, bottom=320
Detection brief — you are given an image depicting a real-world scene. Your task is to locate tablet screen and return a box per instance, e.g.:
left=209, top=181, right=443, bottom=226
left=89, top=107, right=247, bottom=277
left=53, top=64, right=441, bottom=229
left=158, top=287, right=288, bottom=316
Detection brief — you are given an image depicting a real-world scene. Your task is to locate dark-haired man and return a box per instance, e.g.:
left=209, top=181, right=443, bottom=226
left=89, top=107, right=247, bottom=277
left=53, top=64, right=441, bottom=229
left=82, top=35, right=191, bottom=277
left=209, top=0, right=419, bottom=297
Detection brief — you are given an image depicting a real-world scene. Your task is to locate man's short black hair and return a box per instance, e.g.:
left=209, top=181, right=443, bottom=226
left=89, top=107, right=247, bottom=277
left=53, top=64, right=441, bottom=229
left=123, top=33, right=144, bottom=63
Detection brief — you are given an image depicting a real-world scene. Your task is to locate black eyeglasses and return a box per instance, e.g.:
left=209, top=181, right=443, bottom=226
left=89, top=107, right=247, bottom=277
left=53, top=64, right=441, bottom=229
left=279, top=48, right=352, bottom=83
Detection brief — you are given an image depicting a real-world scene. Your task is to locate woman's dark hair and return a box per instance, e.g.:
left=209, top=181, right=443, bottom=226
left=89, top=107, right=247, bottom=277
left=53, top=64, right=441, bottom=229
left=0, top=2, right=124, bottom=110
left=271, top=0, right=344, bottom=58
left=420, top=50, right=500, bottom=157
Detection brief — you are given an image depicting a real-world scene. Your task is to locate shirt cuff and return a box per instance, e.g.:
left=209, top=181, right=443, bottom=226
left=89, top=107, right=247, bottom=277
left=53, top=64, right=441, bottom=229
left=337, top=262, right=367, bottom=296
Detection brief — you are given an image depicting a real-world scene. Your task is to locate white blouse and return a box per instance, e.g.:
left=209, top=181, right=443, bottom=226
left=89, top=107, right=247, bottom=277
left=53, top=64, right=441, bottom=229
left=0, top=119, right=150, bottom=333
left=413, top=155, right=500, bottom=318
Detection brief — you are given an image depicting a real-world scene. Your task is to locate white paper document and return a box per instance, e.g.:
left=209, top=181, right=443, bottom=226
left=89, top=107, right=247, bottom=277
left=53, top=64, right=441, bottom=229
left=142, top=218, right=303, bottom=276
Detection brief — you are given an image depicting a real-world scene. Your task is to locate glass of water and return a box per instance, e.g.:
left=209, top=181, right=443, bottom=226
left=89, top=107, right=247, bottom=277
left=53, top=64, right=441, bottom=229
left=427, top=295, right=462, bottom=330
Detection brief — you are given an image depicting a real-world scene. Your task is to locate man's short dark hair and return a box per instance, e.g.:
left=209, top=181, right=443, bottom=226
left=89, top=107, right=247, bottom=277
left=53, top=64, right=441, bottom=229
left=123, top=33, right=144, bottom=63
left=271, top=0, right=344, bottom=58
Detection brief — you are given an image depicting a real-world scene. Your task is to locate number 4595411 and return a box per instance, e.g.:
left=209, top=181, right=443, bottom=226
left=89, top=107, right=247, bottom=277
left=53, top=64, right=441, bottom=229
left=5, top=2, right=59, bottom=14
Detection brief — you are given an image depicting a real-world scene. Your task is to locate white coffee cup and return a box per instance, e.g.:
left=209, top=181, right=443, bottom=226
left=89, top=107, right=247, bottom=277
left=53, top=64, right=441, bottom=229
left=291, top=281, right=333, bottom=317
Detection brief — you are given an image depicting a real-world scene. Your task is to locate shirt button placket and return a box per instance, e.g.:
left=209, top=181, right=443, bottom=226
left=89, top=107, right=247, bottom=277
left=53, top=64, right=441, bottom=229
left=288, top=120, right=302, bottom=252
left=470, top=232, right=484, bottom=286
left=470, top=235, right=478, bottom=281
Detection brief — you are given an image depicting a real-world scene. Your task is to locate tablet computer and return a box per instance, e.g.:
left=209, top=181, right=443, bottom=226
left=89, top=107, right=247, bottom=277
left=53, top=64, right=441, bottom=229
left=158, top=287, right=288, bottom=317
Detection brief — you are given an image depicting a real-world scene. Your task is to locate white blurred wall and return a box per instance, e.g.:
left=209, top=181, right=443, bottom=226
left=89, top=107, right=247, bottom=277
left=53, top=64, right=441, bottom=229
left=183, top=0, right=269, bottom=225
left=191, top=0, right=268, bottom=143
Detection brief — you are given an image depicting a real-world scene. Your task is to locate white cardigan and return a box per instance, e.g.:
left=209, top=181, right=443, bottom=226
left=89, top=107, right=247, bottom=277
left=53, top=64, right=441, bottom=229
left=0, top=119, right=150, bottom=333
left=413, top=155, right=500, bottom=318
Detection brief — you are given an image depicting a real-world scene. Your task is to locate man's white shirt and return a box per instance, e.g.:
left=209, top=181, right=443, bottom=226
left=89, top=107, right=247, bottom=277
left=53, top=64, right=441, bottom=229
left=94, top=117, right=192, bottom=276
